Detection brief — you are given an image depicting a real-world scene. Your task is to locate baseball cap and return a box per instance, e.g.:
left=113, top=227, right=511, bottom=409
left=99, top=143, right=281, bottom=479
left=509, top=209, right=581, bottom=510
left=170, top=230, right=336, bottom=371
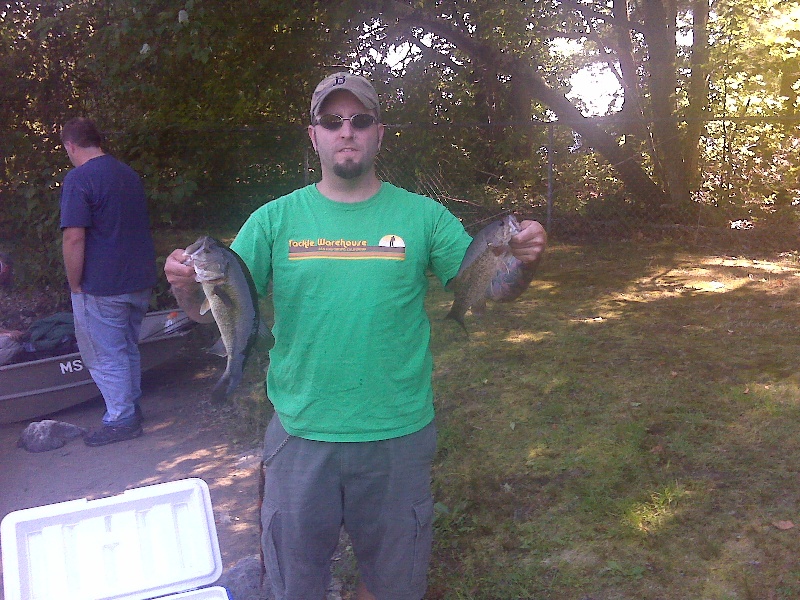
left=310, top=72, right=380, bottom=122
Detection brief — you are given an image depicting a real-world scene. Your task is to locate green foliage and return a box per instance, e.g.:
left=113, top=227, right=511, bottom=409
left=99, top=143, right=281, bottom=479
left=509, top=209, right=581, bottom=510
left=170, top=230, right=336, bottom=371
left=433, top=500, right=477, bottom=548
left=695, top=0, right=800, bottom=223
left=0, top=2, right=94, bottom=286
left=3, top=0, right=800, bottom=290
left=0, top=0, right=346, bottom=286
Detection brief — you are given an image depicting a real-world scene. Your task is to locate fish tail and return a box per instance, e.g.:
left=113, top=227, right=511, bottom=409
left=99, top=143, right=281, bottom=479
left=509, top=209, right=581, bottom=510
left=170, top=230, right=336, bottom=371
left=211, top=372, right=229, bottom=403
left=225, top=352, right=247, bottom=393
left=444, top=307, right=470, bottom=335
left=226, top=370, right=243, bottom=397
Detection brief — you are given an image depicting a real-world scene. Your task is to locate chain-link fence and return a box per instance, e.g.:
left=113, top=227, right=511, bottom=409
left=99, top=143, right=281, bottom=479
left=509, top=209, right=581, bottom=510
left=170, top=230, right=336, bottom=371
left=98, top=118, right=800, bottom=249
left=5, top=116, right=798, bottom=246
left=303, top=119, right=800, bottom=248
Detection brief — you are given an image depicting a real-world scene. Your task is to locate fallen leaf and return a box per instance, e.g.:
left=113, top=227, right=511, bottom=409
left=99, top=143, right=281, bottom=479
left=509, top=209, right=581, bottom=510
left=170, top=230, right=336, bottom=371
left=773, top=520, right=794, bottom=530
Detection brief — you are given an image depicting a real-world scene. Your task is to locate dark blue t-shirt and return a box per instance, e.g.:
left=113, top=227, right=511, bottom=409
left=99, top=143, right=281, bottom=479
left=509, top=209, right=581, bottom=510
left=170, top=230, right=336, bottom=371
left=60, top=154, right=157, bottom=296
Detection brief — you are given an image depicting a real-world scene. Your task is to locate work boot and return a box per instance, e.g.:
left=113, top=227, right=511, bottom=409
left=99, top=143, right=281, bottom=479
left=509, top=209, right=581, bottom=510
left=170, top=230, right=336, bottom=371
left=84, top=422, right=143, bottom=447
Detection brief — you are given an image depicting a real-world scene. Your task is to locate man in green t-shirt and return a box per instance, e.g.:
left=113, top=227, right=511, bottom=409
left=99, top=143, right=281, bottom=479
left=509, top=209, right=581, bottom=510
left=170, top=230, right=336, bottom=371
left=165, top=72, right=547, bottom=600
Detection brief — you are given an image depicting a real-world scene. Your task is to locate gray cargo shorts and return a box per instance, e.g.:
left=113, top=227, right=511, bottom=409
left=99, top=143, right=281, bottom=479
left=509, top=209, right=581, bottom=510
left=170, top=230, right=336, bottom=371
left=260, top=414, right=437, bottom=600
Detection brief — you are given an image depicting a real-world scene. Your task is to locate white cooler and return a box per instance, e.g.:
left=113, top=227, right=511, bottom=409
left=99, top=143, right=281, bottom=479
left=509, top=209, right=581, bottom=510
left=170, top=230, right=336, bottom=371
left=1, top=478, right=228, bottom=600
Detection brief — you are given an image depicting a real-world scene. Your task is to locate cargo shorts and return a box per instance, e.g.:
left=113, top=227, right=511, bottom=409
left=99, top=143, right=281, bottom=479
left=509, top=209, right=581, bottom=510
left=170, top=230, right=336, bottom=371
left=260, top=414, right=437, bottom=600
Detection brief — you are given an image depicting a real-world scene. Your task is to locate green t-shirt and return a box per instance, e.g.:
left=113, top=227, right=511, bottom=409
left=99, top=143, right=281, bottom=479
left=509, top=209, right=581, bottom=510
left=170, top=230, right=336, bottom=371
left=231, top=182, right=472, bottom=442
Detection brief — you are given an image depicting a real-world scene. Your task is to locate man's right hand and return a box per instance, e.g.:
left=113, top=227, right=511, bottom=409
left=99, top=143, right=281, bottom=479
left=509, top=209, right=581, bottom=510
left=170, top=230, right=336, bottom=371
left=164, top=248, right=196, bottom=288
left=164, top=249, right=214, bottom=323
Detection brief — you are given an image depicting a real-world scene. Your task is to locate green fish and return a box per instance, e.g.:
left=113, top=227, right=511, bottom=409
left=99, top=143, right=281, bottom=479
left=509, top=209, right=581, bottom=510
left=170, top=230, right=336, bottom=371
left=446, top=215, right=526, bottom=332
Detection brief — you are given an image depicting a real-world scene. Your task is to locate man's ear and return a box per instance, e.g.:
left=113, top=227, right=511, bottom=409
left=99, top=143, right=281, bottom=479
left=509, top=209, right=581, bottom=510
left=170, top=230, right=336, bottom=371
left=308, top=125, right=318, bottom=154
left=377, top=123, right=385, bottom=152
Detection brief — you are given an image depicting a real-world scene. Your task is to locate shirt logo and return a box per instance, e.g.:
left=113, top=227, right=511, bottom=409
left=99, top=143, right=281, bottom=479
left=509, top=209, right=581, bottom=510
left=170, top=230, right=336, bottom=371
left=288, top=235, right=406, bottom=260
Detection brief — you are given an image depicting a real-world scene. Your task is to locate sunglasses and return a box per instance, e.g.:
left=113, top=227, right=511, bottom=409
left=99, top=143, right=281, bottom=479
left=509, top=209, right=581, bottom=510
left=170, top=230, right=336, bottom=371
left=315, top=113, right=378, bottom=131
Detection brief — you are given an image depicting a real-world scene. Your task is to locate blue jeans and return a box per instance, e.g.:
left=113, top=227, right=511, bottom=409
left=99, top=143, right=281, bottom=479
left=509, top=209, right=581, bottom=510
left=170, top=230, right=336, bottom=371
left=71, top=290, right=151, bottom=426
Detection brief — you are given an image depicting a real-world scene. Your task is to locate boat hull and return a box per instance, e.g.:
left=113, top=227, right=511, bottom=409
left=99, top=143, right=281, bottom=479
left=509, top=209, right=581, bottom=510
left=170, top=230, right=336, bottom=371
left=0, top=309, right=192, bottom=424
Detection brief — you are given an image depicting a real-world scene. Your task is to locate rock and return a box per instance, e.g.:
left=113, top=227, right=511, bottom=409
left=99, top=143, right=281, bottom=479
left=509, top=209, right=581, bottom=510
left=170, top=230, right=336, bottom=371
left=216, top=546, right=355, bottom=600
left=217, top=555, right=272, bottom=600
left=16, top=420, right=87, bottom=453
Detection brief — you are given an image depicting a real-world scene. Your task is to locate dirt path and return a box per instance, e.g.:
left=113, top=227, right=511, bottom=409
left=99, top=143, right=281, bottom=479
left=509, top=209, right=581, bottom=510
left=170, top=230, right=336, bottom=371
left=0, top=347, right=264, bottom=599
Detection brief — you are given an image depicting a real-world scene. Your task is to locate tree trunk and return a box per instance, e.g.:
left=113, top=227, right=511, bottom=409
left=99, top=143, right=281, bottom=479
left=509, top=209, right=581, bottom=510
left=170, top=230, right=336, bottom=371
left=509, top=63, right=671, bottom=206
left=612, top=0, right=647, bottom=130
left=404, top=14, right=671, bottom=208
left=683, top=0, right=710, bottom=185
left=640, top=0, right=692, bottom=209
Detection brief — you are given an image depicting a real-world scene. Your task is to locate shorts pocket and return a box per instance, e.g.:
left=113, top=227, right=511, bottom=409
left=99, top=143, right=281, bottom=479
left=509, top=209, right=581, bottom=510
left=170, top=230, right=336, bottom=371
left=260, top=501, right=284, bottom=594
left=411, top=496, right=435, bottom=591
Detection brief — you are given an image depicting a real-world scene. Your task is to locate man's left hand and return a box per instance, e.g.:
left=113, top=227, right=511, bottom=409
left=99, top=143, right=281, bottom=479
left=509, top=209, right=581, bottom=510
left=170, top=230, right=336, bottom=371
left=510, top=220, right=547, bottom=265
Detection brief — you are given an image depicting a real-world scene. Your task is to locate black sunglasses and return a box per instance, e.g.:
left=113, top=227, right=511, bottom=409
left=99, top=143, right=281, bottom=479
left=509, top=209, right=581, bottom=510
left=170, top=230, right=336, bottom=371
left=315, top=113, right=377, bottom=131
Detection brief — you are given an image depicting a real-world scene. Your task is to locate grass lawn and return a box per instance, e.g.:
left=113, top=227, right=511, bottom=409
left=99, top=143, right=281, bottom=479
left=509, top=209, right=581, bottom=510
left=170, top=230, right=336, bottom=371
left=423, top=241, right=800, bottom=600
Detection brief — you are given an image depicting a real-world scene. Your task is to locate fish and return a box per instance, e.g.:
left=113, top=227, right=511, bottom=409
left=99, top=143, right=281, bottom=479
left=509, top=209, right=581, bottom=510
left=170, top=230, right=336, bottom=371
left=184, top=236, right=260, bottom=402
left=445, top=214, right=527, bottom=332
left=17, top=420, right=87, bottom=453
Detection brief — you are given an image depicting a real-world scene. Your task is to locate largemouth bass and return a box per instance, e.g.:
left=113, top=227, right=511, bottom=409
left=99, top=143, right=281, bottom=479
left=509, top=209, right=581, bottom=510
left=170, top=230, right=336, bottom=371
left=446, top=214, right=527, bottom=332
left=184, top=236, right=259, bottom=402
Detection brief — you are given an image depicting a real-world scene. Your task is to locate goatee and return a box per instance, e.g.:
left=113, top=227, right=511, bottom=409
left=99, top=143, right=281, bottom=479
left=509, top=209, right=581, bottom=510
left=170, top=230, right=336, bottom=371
left=333, top=160, right=366, bottom=180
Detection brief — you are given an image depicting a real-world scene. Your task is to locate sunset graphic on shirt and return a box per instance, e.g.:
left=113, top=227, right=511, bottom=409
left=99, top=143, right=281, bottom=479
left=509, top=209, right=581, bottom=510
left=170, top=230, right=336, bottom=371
left=378, top=235, right=405, bottom=248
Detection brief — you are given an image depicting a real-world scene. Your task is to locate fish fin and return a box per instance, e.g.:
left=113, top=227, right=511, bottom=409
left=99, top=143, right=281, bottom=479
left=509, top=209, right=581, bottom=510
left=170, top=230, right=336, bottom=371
left=211, top=372, right=229, bottom=403
left=471, top=298, right=488, bottom=316
left=214, top=285, right=235, bottom=308
left=254, top=321, right=275, bottom=353
left=211, top=359, right=231, bottom=403
left=226, top=370, right=244, bottom=397
left=212, top=364, right=245, bottom=403
left=444, top=308, right=470, bottom=335
left=206, top=337, right=228, bottom=357
left=199, top=298, right=211, bottom=315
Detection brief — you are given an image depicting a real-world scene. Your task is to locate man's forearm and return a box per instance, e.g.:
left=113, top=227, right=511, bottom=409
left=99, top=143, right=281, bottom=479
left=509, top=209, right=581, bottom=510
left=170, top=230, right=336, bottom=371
left=62, top=228, right=85, bottom=293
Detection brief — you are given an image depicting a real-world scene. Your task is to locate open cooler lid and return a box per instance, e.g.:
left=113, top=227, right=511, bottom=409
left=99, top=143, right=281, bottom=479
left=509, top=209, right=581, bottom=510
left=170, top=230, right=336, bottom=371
left=1, top=478, right=224, bottom=600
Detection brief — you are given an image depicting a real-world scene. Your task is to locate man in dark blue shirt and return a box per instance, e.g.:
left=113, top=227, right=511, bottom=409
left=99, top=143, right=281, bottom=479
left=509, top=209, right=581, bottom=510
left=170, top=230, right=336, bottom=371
left=60, top=117, right=157, bottom=446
